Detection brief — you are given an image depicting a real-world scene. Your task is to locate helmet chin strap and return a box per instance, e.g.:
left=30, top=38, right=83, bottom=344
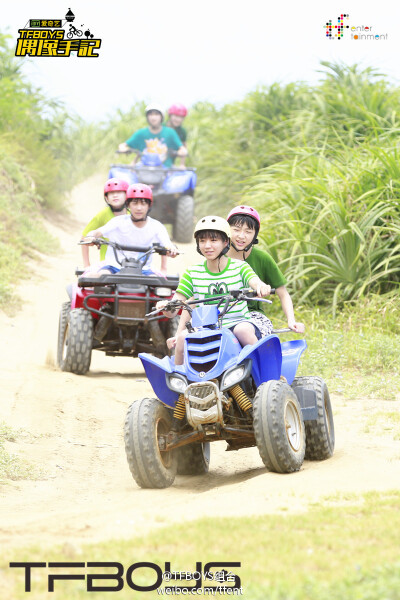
left=130, top=215, right=148, bottom=223
left=231, top=236, right=259, bottom=258
left=196, top=242, right=230, bottom=272
left=106, top=202, right=126, bottom=214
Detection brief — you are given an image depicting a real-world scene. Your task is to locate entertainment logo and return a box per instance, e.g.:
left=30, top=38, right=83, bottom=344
left=15, top=8, right=101, bottom=58
left=324, top=13, right=388, bottom=40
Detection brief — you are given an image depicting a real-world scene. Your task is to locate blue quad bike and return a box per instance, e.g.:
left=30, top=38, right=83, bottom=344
left=109, top=150, right=196, bottom=243
left=123, top=290, right=335, bottom=488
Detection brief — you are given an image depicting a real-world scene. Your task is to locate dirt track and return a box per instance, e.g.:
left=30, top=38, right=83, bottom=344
left=1, top=173, right=400, bottom=552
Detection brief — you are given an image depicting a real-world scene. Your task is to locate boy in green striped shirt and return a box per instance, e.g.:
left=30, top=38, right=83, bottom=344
left=157, top=215, right=271, bottom=365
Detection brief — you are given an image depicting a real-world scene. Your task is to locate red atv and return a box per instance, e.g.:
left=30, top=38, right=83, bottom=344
left=57, top=239, right=179, bottom=375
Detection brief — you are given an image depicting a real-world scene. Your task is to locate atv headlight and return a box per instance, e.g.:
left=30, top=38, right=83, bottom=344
left=155, top=287, right=172, bottom=297
left=220, top=360, right=252, bottom=392
left=166, top=373, right=188, bottom=394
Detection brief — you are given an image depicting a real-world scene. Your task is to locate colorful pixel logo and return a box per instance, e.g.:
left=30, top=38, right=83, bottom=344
left=325, top=14, right=350, bottom=39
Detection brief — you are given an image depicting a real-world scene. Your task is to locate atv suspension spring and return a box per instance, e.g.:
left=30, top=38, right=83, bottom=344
left=229, top=384, right=252, bottom=412
left=173, top=394, right=186, bottom=420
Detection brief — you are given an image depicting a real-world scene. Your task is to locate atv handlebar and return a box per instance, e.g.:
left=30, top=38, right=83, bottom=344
left=116, top=148, right=179, bottom=158
left=145, top=288, right=275, bottom=318
left=79, top=238, right=179, bottom=255
left=79, top=238, right=180, bottom=267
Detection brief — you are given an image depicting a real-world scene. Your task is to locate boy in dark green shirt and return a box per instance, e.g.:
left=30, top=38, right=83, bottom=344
left=227, top=205, right=305, bottom=336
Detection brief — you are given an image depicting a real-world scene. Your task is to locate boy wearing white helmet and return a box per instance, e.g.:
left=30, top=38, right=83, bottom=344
left=118, top=104, right=187, bottom=167
left=156, top=215, right=271, bottom=365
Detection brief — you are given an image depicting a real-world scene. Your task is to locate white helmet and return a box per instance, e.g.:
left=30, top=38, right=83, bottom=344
left=194, top=216, right=231, bottom=239
left=145, top=104, right=164, bottom=120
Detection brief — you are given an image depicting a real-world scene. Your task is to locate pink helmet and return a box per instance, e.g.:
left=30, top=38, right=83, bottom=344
left=104, top=178, right=129, bottom=195
left=168, top=103, right=188, bottom=117
left=126, top=183, right=153, bottom=205
left=227, top=205, right=261, bottom=227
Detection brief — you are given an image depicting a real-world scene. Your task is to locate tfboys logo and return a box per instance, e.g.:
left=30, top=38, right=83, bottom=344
left=15, top=8, right=102, bottom=57
left=324, top=13, right=388, bottom=40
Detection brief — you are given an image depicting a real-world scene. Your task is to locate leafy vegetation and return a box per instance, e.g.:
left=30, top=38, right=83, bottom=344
left=184, top=62, right=400, bottom=309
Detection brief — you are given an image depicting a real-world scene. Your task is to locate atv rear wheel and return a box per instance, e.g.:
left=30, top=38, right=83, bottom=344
left=173, top=195, right=194, bottom=243
left=292, top=376, right=335, bottom=460
left=58, top=308, right=93, bottom=375
left=177, top=442, right=210, bottom=475
left=124, top=397, right=177, bottom=489
left=253, top=380, right=305, bottom=473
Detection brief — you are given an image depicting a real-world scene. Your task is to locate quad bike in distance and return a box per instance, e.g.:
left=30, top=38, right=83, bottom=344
left=109, top=149, right=196, bottom=243
left=124, top=290, right=335, bottom=488
left=57, top=239, right=180, bottom=375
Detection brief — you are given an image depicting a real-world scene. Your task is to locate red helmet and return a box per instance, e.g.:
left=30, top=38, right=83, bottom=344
left=168, top=103, right=188, bottom=117
left=104, top=178, right=129, bottom=194
left=126, top=183, right=153, bottom=205
left=227, top=205, right=261, bottom=227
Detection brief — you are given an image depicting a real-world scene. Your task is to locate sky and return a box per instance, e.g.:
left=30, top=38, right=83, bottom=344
left=3, top=0, right=400, bottom=122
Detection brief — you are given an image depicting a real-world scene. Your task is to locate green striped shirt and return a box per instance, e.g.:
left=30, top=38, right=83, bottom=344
left=176, top=258, right=257, bottom=327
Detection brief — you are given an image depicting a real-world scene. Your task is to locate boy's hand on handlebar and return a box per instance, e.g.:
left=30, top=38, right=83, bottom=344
left=288, top=320, right=305, bottom=333
left=166, top=245, right=179, bottom=258
left=155, top=300, right=177, bottom=318
left=256, top=282, right=271, bottom=298
left=117, top=142, right=131, bottom=153
left=166, top=336, right=177, bottom=349
left=80, top=236, right=97, bottom=246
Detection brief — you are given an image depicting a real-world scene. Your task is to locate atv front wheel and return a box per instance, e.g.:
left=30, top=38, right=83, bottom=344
left=57, top=301, right=71, bottom=370
left=58, top=308, right=93, bottom=375
left=124, top=397, right=177, bottom=488
left=253, top=380, right=305, bottom=473
left=292, top=376, right=335, bottom=460
left=173, top=195, right=194, bottom=243
left=177, top=442, right=210, bottom=475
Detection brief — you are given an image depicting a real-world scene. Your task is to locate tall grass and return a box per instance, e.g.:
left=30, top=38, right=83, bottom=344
left=183, top=62, right=400, bottom=308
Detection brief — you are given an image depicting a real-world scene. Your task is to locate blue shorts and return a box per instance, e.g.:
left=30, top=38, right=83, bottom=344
left=101, top=265, right=120, bottom=274
left=101, top=266, right=158, bottom=276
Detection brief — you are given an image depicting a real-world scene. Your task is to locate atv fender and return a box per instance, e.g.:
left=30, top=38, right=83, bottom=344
left=163, top=170, right=196, bottom=194
left=237, top=335, right=282, bottom=387
left=280, top=340, right=307, bottom=384
left=139, top=353, right=179, bottom=408
left=71, top=282, right=83, bottom=309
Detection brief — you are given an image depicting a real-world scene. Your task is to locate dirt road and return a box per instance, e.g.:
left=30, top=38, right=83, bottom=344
left=1, top=173, right=399, bottom=552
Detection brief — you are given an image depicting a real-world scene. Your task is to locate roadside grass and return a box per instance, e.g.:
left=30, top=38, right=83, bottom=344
left=364, top=410, right=400, bottom=440
left=4, top=491, right=400, bottom=599
left=267, top=294, right=400, bottom=401
left=0, top=157, right=59, bottom=313
left=0, top=422, right=44, bottom=482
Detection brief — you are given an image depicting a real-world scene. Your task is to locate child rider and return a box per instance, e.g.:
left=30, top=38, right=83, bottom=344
left=81, top=178, right=129, bottom=268
left=82, top=183, right=178, bottom=276
left=227, top=205, right=305, bottom=335
left=156, top=215, right=271, bottom=365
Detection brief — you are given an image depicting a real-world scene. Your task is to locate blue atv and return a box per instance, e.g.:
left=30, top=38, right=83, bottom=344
left=123, top=290, right=335, bottom=488
left=109, top=150, right=196, bottom=243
